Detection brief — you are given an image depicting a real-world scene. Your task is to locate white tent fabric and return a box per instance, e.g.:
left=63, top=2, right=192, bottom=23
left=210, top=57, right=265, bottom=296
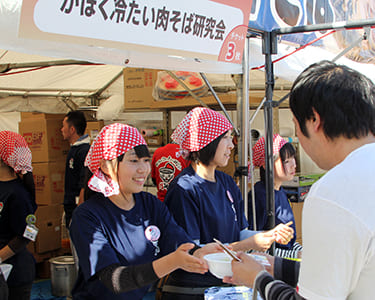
left=2, top=0, right=375, bottom=120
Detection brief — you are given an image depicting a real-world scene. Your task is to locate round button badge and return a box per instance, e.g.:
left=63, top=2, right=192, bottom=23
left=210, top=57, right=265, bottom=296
left=145, top=225, right=160, bottom=242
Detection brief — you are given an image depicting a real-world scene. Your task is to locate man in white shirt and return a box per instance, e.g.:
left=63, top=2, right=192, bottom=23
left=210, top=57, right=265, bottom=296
left=224, top=60, right=375, bottom=300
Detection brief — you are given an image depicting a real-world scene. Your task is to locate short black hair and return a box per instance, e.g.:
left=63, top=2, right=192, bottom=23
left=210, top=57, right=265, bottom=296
left=187, top=131, right=227, bottom=166
left=260, top=142, right=296, bottom=182
left=117, top=145, right=151, bottom=162
left=65, top=111, right=87, bottom=136
left=290, top=60, right=375, bottom=139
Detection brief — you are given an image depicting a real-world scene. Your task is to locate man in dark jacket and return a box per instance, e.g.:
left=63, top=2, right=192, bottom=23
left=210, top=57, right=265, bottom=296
left=61, top=111, right=91, bottom=228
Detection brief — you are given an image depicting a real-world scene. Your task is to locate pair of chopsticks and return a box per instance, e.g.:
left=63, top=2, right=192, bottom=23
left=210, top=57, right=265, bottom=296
left=213, top=238, right=241, bottom=261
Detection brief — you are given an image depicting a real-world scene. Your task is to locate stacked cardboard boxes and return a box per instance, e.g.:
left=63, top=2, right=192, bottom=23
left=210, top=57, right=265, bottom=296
left=85, top=120, right=105, bottom=144
left=19, top=113, right=68, bottom=256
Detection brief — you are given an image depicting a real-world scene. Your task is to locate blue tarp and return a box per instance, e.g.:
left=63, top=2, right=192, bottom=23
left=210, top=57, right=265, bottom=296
left=249, top=0, right=375, bottom=63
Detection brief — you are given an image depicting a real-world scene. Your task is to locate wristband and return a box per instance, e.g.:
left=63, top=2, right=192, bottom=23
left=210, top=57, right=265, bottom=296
left=188, top=244, right=201, bottom=255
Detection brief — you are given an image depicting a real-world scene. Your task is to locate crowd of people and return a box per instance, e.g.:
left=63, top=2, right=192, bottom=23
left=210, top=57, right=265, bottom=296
left=0, top=60, right=374, bottom=300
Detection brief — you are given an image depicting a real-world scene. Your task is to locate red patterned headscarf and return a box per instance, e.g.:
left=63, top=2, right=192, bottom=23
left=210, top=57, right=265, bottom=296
left=0, top=131, right=32, bottom=174
left=252, top=134, right=287, bottom=167
left=171, top=107, right=233, bottom=152
left=85, top=123, right=147, bottom=197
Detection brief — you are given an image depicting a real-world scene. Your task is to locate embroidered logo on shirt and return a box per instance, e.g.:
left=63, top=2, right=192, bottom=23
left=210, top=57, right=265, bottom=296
left=69, top=158, right=74, bottom=169
left=156, top=156, right=183, bottom=191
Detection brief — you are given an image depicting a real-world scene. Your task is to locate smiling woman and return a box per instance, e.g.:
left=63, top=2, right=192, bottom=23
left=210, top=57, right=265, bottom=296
left=68, top=123, right=221, bottom=300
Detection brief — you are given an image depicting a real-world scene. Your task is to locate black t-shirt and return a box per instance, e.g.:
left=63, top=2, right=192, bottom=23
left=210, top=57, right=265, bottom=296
left=0, top=178, right=36, bottom=286
left=0, top=178, right=36, bottom=243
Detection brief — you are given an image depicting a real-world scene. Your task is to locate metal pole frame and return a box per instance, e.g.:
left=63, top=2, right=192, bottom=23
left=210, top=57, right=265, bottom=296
left=247, top=19, right=375, bottom=254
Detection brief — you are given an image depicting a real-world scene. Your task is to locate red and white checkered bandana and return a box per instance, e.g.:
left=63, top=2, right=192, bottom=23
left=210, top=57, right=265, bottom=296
left=0, top=131, right=32, bottom=174
left=85, top=123, right=146, bottom=197
left=171, top=107, right=233, bottom=152
left=252, top=134, right=287, bottom=167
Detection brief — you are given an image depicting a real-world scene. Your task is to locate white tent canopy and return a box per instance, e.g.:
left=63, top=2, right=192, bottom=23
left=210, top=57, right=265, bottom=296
left=2, top=0, right=375, bottom=119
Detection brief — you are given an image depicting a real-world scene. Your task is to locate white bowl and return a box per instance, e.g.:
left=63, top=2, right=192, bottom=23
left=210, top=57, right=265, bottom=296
left=204, top=252, right=233, bottom=279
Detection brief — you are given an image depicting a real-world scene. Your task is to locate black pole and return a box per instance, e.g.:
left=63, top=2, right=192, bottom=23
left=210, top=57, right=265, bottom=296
left=262, top=31, right=277, bottom=255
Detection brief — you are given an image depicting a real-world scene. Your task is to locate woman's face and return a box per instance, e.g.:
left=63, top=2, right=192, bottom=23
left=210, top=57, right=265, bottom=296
left=274, top=154, right=296, bottom=182
left=117, top=149, right=151, bottom=195
left=211, top=131, right=234, bottom=168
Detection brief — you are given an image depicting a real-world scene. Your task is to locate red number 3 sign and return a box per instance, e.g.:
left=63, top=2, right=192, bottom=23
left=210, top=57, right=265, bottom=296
left=225, top=42, right=236, bottom=61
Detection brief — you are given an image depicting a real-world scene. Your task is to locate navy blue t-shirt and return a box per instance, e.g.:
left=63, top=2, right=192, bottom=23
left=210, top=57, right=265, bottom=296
left=165, top=166, right=248, bottom=245
left=70, top=191, right=192, bottom=300
left=248, top=181, right=297, bottom=249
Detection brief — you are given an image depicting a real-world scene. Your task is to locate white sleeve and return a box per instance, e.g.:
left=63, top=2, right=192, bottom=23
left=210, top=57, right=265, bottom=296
left=298, top=195, right=369, bottom=300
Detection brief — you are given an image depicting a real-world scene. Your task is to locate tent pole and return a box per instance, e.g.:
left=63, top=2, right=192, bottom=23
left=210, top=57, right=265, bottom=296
left=263, top=31, right=277, bottom=255
left=239, top=37, right=250, bottom=221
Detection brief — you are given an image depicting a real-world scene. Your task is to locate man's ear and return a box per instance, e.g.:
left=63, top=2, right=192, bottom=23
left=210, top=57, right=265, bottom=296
left=69, top=125, right=76, bottom=135
left=311, top=109, right=322, bottom=132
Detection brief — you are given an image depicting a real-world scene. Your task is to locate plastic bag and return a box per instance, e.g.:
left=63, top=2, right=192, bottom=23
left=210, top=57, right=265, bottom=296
left=153, top=71, right=208, bottom=101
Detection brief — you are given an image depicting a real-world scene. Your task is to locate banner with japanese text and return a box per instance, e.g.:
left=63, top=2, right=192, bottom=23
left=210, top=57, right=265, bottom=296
left=20, top=0, right=252, bottom=64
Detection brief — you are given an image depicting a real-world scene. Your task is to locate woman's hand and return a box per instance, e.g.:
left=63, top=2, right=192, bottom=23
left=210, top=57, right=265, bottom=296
left=193, top=242, right=222, bottom=259
left=173, top=243, right=209, bottom=274
left=222, top=252, right=265, bottom=288
left=269, top=222, right=294, bottom=245
left=152, top=243, right=208, bottom=278
left=251, top=231, right=276, bottom=252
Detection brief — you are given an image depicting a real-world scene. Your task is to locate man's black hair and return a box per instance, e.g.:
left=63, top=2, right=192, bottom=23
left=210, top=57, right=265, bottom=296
left=65, top=111, right=87, bottom=136
left=290, top=60, right=375, bottom=139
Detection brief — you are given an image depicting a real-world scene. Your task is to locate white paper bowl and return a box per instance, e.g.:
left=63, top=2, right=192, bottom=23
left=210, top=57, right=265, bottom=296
left=204, top=252, right=233, bottom=279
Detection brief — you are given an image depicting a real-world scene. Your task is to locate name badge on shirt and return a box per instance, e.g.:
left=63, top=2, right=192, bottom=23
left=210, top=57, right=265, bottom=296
left=23, top=214, right=39, bottom=241
left=23, top=225, right=38, bottom=241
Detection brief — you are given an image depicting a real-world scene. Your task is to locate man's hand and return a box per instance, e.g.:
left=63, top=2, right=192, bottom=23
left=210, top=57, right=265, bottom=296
left=223, top=252, right=265, bottom=288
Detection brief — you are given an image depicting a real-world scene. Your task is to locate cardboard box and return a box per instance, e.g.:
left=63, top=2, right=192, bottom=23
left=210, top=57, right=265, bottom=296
left=123, top=67, right=290, bottom=110
left=35, top=205, right=63, bottom=253
left=27, top=205, right=63, bottom=254
left=85, top=120, right=105, bottom=144
left=19, top=116, right=69, bottom=163
left=291, top=202, right=304, bottom=242
left=33, top=161, right=66, bottom=205
left=21, top=112, right=66, bottom=120
left=124, top=68, right=159, bottom=109
left=145, top=135, right=163, bottom=146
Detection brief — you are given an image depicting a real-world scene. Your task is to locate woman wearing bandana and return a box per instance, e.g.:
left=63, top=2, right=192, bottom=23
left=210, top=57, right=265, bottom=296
left=249, top=134, right=302, bottom=259
left=162, top=107, right=294, bottom=299
left=69, top=123, right=220, bottom=300
left=0, top=131, right=37, bottom=300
